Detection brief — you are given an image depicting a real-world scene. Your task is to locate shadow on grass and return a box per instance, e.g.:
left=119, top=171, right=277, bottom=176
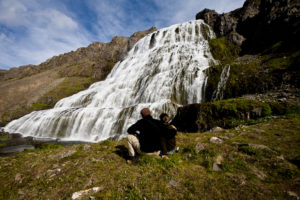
left=114, top=145, right=130, bottom=160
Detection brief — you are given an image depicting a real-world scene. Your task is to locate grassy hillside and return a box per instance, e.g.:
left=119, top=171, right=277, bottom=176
left=1, top=116, right=299, bottom=199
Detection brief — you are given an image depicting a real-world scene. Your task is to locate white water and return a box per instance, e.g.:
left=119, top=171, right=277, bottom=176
left=212, top=65, right=231, bottom=101
left=3, top=20, right=217, bottom=142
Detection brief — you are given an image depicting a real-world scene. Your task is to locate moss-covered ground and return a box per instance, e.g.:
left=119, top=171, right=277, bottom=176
left=0, top=117, right=299, bottom=199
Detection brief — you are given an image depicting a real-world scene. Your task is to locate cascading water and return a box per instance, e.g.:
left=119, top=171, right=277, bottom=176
left=212, top=64, right=231, bottom=101
left=3, top=20, right=217, bottom=142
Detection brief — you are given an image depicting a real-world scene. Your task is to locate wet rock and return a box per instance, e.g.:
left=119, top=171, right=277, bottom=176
left=209, top=137, right=223, bottom=144
left=72, top=187, right=102, bottom=200
left=10, top=133, right=23, bottom=139
left=195, top=143, right=207, bottom=153
left=287, top=191, right=299, bottom=200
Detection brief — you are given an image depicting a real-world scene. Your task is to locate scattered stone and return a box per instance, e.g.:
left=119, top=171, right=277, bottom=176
left=219, top=136, right=229, bottom=140
left=251, top=128, right=265, bottom=133
left=18, top=189, right=25, bottom=195
left=210, top=126, right=224, bottom=133
left=278, top=98, right=287, bottom=102
left=195, top=137, right=200, bottom=141
left=277, top=155, right=285, bottom=160
left=212, top=163, right=222, bottom=171
left=84, top=144, right=91, bottom=151
left=15, top=173, right=23, bottom=183
left=216, top=155, right=224, bottom=165
left=47, top=168, right=62, bottom=178
left=195, top=143, right=207, bottom=153
left=72, top=187, right=102, bottom=200
left=167, top=179, right=180, bottom=188
left=89, top=196, right=95, bottom=200
left=54, top=149, right=76, bottom=159
left=287, top=191, right=299, bottom=200
left=248, top=144, right=271, bottom=151
left=209, top=137, right=223, bottom=144
left=250, top=166, right=266, bottom=180
left=239, top=132, right=248, bottom=136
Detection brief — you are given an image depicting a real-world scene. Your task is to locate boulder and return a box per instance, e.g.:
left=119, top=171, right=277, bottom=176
left=209, top=137, right=223, bottom=144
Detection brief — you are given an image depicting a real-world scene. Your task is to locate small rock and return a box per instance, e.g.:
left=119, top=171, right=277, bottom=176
left=287, top=191, right=299, bottom=200
left=248, top=144, right=271, bottom=151
left=278, top=98, right=287, bottom=102
left=277, top=155, right=285, bottom=160
left=195, top=137, right=200, bottom=141
left=18, top=189, right=25, bottom=195
left=250, top=166, right=266, bottom=180
left=209, top=137, right=223, bottom=144
left=167, top=179, right=180, bottom=188
left=210, top=126, right=224, bottom=133
left=84, top=144, right=91, bottom=151
left=15, top=173, right=23, bottom=183
left=72, top=187, right=102, bottom=200
left=58, top=149, right=76, bottom=159
left=219, top=136, right=229, bottom=140
left=212, top=163, right=222, bottom=171
left=195, top=143, right=207, bottom=153
left=216, top=155, right=224, bottom=165
left=89, top=196, right=95, bottom=200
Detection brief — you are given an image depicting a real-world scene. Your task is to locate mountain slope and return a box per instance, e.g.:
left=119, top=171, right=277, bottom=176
left=0, top=27, right=156, bottom=126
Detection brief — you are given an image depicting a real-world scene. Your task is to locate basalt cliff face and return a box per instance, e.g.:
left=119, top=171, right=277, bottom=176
left=173, top=0, right=300, bottom=132
left=196, top=0, right=300, bottom=53
left=0, top=27, right=156, bottom=126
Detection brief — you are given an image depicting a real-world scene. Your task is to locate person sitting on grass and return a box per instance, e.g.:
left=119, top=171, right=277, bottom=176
left=127, top=108, right=162, bottom=162
left=159, top=113, right=178, bottom=158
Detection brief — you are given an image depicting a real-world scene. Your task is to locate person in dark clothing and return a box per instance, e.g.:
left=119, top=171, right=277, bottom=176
left=127, top=108, right=164, bottom=160
left=159, top=113, right=178, bottom=156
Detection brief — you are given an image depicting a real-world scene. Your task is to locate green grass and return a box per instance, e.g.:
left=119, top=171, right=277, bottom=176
left=0, top=117, right=299, bottom=199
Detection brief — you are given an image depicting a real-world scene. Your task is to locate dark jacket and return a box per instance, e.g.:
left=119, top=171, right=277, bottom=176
left=127, top=115, right=164, bottom=152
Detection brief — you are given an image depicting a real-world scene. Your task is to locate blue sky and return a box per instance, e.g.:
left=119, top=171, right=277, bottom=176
left=0, top=0, right=245, bottom=69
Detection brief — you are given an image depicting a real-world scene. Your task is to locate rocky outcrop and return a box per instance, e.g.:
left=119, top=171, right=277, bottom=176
left=172, top=98, right=272, bottom=132
left=196, top=0, right=300, bottom=53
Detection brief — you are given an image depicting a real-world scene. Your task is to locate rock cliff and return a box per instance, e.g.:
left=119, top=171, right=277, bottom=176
left=196, top=0, right=300, bottom=53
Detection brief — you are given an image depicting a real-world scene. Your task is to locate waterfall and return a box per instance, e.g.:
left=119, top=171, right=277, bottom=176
left=3, top=20, right=217, bottom=142
left=212, top=65, right=231, bottom=101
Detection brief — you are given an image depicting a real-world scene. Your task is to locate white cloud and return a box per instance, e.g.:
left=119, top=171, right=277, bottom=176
left=0, top=0, right=90, bottom=68
left=0, top=0, right=245, bottom=69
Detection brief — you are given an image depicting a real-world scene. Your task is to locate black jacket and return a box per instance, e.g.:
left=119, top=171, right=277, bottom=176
left=127, top=115, right=164, bottom=152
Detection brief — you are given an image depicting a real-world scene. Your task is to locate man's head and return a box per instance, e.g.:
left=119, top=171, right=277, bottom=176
left=159, top=113, right=169, bottom=123
left=140, top=108, right=151, bottom=118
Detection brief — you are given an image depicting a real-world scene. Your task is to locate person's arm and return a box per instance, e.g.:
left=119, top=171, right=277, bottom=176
left=127, top=120, right=142, bottom=136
